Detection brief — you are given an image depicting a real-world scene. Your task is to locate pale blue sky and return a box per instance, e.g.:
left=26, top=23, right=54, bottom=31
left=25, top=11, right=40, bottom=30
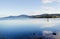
left=0, top=0, right=60, bottom=17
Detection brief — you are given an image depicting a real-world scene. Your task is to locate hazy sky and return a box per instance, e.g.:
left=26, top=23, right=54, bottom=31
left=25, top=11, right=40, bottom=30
left=0, top=0, right=60, bottom=17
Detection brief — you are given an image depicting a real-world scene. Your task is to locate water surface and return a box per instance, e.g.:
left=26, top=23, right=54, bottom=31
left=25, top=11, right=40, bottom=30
left=0, top=18, right=60, bottom=39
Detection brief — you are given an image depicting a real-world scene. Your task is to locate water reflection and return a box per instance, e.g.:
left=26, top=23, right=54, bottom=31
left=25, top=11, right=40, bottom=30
left=0, top=18, right=60, bottom=39
left=0, top=18, right=60, bottom=32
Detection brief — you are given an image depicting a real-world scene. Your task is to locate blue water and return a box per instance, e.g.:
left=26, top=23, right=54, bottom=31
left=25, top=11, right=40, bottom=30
left=0, top=18, right=60, bottom=39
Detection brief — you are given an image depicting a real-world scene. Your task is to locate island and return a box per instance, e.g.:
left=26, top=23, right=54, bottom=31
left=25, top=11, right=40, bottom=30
left=30, top=14, right=60, bottom=18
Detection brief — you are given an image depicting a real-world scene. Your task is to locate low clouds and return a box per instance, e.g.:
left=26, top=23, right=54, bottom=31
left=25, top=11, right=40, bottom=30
left=40, top=0, right=60, bottom=14
left=40, top=6, right=60, bottom=14
left=41, top=0, right=55, bottom=4
left=41, top=0, right=60, bottom=4
left=40, top=6, right=56, bottom=14
left=19, top=6, right=60, bottom=15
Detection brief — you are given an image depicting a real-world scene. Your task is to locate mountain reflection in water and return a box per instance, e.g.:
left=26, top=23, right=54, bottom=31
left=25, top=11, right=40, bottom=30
left=0, top=18, right=60, bottom=39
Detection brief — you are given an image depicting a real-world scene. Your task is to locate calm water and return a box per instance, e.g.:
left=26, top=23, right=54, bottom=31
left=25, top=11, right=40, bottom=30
left=0, top=18, right=60, bottom=39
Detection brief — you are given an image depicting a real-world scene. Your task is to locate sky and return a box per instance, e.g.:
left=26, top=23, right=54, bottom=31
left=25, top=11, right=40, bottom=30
left=0, top=0, right=60, bottom=17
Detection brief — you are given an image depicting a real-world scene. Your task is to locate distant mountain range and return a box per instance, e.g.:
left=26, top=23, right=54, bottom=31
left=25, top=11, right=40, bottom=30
left=0, top=14, right=60, bottom=20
